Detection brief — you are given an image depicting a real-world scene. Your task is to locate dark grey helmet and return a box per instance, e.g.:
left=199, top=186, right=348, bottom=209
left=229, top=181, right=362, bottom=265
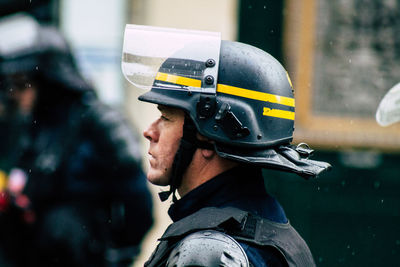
left=137, top=41, right=329, bottom=178
left=140, top=41, right=294, bottom=147
left=122, top=25, right=331, bottom=201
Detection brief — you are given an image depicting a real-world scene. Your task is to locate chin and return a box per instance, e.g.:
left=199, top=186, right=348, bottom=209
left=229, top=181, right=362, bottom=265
left=146, top=170, right=170, bottom=186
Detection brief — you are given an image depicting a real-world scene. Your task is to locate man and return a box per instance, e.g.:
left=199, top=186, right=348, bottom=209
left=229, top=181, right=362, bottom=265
left=122, top=25, right=331, bottom=266
left=0, top=14, right=153, bottom=267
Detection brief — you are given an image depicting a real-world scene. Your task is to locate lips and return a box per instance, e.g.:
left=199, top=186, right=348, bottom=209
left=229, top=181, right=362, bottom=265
left=148, top=153, right=156, bottom=166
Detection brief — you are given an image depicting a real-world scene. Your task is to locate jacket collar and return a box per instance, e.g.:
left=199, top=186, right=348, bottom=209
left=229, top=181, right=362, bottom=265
left=168, top=166, right=268, bottom=222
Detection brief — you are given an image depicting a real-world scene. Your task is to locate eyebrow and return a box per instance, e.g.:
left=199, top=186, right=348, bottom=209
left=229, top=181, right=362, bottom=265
left=157, top=105, right=182, bottom=119
left=157, top=105, right=175, bottom=113
left=157, top=105, right=168, bottom=113
left=157, top=105, right=173, bottom=118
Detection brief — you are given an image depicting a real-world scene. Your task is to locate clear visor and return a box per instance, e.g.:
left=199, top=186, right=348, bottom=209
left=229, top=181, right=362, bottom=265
left=376, top=82, right=400, bottom=126
left=121, top=24, right=221, bottom=93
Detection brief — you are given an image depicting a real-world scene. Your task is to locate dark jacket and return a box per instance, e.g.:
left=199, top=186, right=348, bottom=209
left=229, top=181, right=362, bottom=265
left=0, top=90, right=153, bottom=267
left=34, top=89, right=152, bottom=231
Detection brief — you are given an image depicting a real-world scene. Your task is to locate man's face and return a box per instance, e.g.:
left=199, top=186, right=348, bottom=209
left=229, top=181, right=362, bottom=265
left=1, top=74, right=37, bottom=118
left=143, top=105, right=185, bottom=186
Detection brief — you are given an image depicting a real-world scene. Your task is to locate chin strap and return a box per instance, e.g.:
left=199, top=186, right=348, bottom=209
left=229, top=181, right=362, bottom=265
left=158, top=116, right=213, bottom=202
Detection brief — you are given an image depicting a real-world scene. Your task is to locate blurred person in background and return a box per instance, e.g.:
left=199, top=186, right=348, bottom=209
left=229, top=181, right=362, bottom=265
left=0, top=14, right=153, bottom=267
left=122, top=25, right=331, bottom=266
left=376, top=82, right=400, bottom=127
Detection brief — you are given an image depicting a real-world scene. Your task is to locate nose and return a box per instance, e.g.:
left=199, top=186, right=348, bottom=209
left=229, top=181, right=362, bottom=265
left=143, top=119, right=159, bottom=142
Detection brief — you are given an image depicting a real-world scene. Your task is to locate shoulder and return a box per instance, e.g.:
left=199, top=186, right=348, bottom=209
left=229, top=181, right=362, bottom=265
left=166, top=230, right=249, bottom=267
left=239, top=241, right=288, bottom=267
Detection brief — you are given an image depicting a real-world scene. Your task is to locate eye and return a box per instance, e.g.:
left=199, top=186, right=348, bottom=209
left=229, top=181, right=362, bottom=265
left=160, top=115, right=170, bottom=121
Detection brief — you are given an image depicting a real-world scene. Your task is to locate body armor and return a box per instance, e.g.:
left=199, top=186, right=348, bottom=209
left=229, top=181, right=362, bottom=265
left=145, top=207, right=315, bottom=267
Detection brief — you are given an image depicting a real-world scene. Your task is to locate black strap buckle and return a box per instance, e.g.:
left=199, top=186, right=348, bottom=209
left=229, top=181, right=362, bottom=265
left=215, top=103, right=250, bottom=139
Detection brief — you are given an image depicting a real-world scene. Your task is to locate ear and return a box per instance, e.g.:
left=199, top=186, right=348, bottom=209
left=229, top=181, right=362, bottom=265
left=201, top=148, right=215, bottom=159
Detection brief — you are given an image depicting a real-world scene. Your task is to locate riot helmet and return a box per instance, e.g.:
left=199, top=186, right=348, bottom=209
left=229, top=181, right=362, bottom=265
left=0, top=13, right=91, bottom=93
left=122, top=25, right=330, bottom=199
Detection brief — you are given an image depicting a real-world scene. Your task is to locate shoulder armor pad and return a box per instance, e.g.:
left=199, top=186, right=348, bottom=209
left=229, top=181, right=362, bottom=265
left=166, top=230, right=249, bottom=267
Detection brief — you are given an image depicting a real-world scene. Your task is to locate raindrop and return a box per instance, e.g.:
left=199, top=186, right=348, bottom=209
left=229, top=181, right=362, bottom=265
left=28, top=169, right=32, bottom=173
left=373, top=181, right=381, bottom=189
left=35, top=66, right=39, bottom=70
left=317, top=186, right=320, bottom=191
left=248, top=5, right=252, bottom=9
left=396, top=240, right=400, bottom=246
left=263, top=5, right=267, bottom=9
left=351, top=251, right=356, bottom=256
left=33, top=120, right=37, bottom=124
left=349, top=59, right=352, bottom=63
left=381, top=199, right=384, bottom=203
left=341, top=180, right=346, bottom=187
left=318, top=257, right=323, bottom=263
left=347, top=245, right=351, bottom=249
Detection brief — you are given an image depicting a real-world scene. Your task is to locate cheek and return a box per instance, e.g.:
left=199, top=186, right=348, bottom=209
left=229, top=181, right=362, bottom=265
left=159, top=133, right=181, bottom=164
left=146, top=132, right=181, bottom=185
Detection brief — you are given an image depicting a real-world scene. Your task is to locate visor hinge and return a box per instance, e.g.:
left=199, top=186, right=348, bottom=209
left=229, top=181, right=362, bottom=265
left=215, top=102, right=250, bottom=139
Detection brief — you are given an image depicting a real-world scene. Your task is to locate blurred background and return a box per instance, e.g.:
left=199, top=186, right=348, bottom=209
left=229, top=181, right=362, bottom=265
left=1, top=0, right=399, bottom=266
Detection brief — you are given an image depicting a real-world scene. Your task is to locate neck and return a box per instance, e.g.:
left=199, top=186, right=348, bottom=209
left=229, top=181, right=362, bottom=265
left=177, top=149, right=238, bottom=197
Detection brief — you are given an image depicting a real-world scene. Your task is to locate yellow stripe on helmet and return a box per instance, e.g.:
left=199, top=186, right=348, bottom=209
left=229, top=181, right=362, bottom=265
left=155, top=72, right=295, bottom=120
left=263, top=107, right=295, bottom=120
left=156, top=72, right=294, bottom=107
left=155, top=72, right=202, bottom=88
left=217, top=83, right=295, bottom=107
